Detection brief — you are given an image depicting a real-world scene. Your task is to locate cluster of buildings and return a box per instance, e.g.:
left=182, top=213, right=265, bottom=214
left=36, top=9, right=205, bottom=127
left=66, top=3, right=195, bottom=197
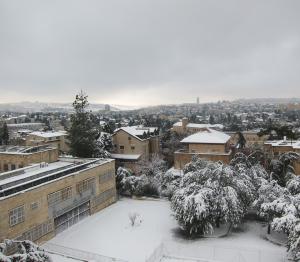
left=1, top=112, right=300, bottom=248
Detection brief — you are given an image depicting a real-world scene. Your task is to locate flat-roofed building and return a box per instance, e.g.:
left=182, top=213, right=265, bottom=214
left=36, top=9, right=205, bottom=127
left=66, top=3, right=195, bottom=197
left=0, top=145, right=59, bottom=173
left=112, top=126, right=160, bottom=172
left=172, top=118, right=224, bottom=134
left=7, top=123, right=44, bottom=140
left=174, top=128, right=233, bottom=169
left=25, top=131, right=69, bottom=153
left=227, top=130, right=269, bottom=148
left=0, top=157, right=116, bottom=244
left=264, top=140, right=300, bottom=175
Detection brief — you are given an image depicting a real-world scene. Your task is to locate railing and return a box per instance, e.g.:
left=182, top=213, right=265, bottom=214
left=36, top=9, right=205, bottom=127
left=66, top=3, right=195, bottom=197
left=43, top=242, right=128, bottom=262
left=145, top=241, right=288, bottom=262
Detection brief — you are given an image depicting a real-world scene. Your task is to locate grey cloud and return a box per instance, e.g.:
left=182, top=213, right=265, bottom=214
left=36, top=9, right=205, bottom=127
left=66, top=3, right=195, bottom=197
left=0, top=0, right=299, bottom=105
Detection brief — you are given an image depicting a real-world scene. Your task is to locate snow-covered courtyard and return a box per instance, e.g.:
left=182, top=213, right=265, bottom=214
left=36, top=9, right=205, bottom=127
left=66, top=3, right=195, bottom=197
left=46, top=198, right=287, bottom=262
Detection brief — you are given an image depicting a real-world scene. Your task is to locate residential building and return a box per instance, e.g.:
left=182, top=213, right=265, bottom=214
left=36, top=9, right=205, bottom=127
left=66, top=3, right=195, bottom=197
left=227, top=130, right=269, bottom=148
left=7, top=123, right=44, bottom=140
left=264, top=140, right=300, bottom=175
left=0, top=145, right=59, bottom=173
left=25, top=131, right=69, bottom=153
left=172, top=118, right=224, bottom=135
left=174, top=128, right=233, bottom=169
left=111, top=126, right=160, bottom=172
left=0, top=157, right=116, bottom=244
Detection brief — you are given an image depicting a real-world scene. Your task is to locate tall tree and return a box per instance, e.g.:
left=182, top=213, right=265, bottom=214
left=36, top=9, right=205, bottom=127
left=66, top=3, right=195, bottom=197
left=1, top=123, right=9, bottom=145
left=68, top=91, right=101, bottom=158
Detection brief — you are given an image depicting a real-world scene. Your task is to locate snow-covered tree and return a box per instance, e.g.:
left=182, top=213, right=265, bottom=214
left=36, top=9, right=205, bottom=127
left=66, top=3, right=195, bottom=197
left=136, top=154, right=167, bottom=177
left=270, top=152, right=299, bottom=187
left=0, top=239, right=52, bottom=262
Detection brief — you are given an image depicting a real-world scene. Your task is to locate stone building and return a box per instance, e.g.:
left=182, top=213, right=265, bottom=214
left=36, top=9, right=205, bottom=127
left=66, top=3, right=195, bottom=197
left=227, top=130, right=269, bottom=148
left=264, top=140, right=300, bottom=175
left=174, top=128, right=233, bottom=169
left=172, top=118, right=224, bottom=134
left=111, top=126, right=160, bottom=172
left=25, top=131, right=69, bottom=153
left=0, top=145, right=58, bottom=172
left=0, top=157, right=116, bottom=244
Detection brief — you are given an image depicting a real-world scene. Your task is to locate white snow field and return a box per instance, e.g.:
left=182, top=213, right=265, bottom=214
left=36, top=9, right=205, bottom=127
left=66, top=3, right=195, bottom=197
left=46, top=198, right=287, bottom=262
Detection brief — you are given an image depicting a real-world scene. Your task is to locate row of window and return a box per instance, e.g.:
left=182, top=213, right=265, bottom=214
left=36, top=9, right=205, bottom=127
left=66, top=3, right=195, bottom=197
left=8, top=173, right=113, bottom=227
left=117, top=145, right=135, bottom=150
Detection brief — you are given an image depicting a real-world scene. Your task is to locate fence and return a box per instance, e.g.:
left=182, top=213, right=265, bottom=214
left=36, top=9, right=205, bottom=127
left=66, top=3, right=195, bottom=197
left=42, top=242, right=128, bottom=262
left=146, top=241, right=288, bottom=262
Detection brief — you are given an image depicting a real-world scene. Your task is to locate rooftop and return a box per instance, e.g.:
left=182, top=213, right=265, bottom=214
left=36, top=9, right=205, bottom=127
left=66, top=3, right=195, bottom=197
left=264, top=140, right=300, bottom=149
left=0, top=157, right=114, bottom=199
left=0, top=145, right=56, bottom=154
left=114, top=125, right=158, bottom=140
left=30, top=130, right=67, bottom=138
left=181, top=128, right=231, bottom=144
left=173, top=121, right=224, bottom=130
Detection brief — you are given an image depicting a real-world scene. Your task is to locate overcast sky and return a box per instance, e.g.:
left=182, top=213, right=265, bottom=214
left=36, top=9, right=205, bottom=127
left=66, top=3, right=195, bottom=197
left=0, top=0, right=299, bottom=106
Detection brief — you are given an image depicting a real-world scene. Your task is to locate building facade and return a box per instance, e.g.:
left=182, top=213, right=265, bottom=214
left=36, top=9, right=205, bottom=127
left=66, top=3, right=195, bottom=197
left=0, top=157, right=116, bottom=244
left=172, top=118, right=224, bottom=135
left=0, top=145, right=59, bottom=173
left=174, top=128, right=233, bottom=169
left=264, top=140, right=300, bottom=175
left=25, top=131, right=69, bottom=153
left=111, top=126, right=160, bottom=172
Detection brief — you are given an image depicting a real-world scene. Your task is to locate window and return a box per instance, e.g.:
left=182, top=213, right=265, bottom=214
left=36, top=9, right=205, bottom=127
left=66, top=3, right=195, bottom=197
left=131, top=146, right=135, bottom=150
left=11, top=164, right=16, bottom=170
left=48, top=187, right=72, bottom=206
left=4, top=164, right=8, bottom=171
left=128, top=137, right=131, bottom=141
left=30, top=202, right=39, bottom=210
left=76, top=178, right=95, bottom=194
left=61, top=187, right=72, bottom=200
left=9, top=205, right=25, bottom=227
left=120, top=145, right=124, bottom=150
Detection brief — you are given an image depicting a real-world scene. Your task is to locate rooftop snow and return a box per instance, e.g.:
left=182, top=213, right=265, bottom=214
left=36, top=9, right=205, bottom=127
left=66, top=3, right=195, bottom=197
left=111, top=153, right=141, bottom=160
left=181, top=129, right=231, bottom=144
left=173, top=121, right=224, bottom=130
left=30, top=130, right=67, bottom=138
left=114, top=126, right=158, bottom=140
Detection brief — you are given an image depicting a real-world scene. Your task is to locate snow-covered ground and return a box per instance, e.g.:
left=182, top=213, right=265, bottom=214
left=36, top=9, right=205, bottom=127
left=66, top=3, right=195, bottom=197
left=47, top=198, right=286, bottom=262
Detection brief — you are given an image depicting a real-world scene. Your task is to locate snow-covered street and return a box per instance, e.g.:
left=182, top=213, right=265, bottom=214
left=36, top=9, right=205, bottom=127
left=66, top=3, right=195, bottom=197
left=48, top=198, right=286, bottom=262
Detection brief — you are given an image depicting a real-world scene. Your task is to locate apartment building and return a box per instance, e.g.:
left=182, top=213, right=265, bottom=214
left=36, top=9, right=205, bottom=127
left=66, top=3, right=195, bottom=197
left=0, top=157, right=116, bottom=244
left=227, top=130, right=269, bottom=148
left=25, top=131, right=69, bottom=153
left=264, top=140, right=300, bottom=175
left=172, top=118, right=224, bottom=134
left=0, top=145, right=59, bottom=173
left=111, top=126, right=160, bottom=172
left=174, top=128, right=232, bottom=169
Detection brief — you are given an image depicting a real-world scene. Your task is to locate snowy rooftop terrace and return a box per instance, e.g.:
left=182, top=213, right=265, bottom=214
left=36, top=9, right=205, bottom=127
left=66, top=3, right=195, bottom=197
left=29, top=130, right=67, bottom=138
left=0, top=157, right=113, bottom=199
left=0, top=145, right=56, bottom=154
left=264, top=140, right=300, bottom=149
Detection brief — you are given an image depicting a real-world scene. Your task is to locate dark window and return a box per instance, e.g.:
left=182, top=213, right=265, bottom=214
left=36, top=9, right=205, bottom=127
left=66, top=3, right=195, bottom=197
left=120, top=145, right=124, bottom=150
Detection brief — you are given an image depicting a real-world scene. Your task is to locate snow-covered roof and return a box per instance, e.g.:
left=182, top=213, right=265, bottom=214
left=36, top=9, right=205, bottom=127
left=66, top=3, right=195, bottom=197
left=181, top=129, right=231, bottom=144
left=187, top=123, right=224, bottom=130
left=110, top=153, right=141, bottom=160
left=173, top=121, right=224, bottom=130
left=114, top=126, right=158, bottom=140
left=30, top=131, right=67, bottom=138
left=265, top=140, right=300, bottom=149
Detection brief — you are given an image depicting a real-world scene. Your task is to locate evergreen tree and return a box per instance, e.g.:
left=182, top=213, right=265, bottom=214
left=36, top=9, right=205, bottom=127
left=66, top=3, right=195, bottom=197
left=68, top=91, right=101, bottom=158
left=1, top=123, right=9, bottom=145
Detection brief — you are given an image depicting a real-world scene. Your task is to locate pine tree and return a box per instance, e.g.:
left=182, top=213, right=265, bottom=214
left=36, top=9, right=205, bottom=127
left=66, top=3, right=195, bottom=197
left=68, top=91, right=100, bottom=158
left=1, top=123, right=9, bottom=145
